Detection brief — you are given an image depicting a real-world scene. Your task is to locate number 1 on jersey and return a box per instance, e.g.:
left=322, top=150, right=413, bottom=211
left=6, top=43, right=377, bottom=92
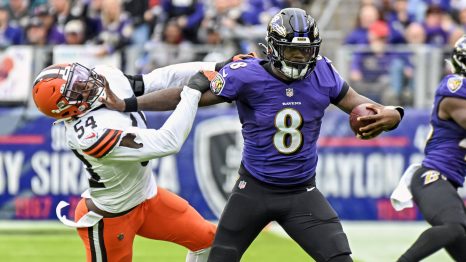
left=273, top=108, right=303, bottom=154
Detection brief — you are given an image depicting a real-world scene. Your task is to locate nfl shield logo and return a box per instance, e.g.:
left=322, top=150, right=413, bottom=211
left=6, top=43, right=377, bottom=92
left=238, top=180, right=247, bottom=189
left=286, top=88, right=294, bottom=97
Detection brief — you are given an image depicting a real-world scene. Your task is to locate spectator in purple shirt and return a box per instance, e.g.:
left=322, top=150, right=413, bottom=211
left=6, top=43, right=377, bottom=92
left=92, top=0, right=133, bottom=57
left=423, top=5, right=449, bottom=46
left=345, top=3, right=382, bottom=45
left=0, top=6, right=23, bottom=46
left=7, top=0, right=29, bottom=28
left=350, top=20, right=413, bottom=104
left=33, top=4, right=65, bottom=45
left=161, top=0, right=204, bottom=42
left=24, top=16, right=48, bottom=46
left=387, top=0, right=416, bottom=44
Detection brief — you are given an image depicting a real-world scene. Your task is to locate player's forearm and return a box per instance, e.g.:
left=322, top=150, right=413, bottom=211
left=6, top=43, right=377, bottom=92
left=136, top=87, right=183, bottom=111
left=135, top=88, right=225, bottom=111
left=157, top=87, right=201, bottom=151
left=337, top=87, right=381, bottom=114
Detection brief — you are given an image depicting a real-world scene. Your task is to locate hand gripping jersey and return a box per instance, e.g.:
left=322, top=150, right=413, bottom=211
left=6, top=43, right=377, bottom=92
left=423, top=74, right=466, bottom=186
left=210, top=57, right=348, bottom=185
left=63, top=62, right=213, bottom=214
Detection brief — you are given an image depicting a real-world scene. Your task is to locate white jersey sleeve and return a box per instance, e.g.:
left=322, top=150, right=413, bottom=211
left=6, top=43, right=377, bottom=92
left=64, top=87, right=201, bottom=213
left=106, top=86, right=201, bottom=161
left=142, top=62, right=216, bottom=94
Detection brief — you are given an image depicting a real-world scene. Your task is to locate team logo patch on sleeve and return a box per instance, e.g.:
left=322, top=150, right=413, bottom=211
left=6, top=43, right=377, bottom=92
left=447, top=76, right=463, bottom=93
left=210, top=73, right=225, bottom=95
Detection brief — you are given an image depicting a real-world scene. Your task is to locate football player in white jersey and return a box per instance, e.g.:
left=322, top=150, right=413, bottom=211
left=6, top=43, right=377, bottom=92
left=31, top=61, right=221, bottom=262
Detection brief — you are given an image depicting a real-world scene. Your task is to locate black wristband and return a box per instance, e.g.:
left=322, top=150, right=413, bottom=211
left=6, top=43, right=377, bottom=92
left=395, top=106, right=405, bottom=120
left=386, top=106, right=404, bottom=131
left=124, top=96, right=138, bottom=112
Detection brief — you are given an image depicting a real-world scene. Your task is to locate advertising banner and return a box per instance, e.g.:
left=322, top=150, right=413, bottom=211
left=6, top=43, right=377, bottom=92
left=0, top=107, right=462, bottom=221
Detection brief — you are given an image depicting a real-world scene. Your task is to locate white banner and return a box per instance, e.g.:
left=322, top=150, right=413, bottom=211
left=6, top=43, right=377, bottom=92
left=0, top=46, right=33, bottom=103
left=53, top=45, right=121, bottom=69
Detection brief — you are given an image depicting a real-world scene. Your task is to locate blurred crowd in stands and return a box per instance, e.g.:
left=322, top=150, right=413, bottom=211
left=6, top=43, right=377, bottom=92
left=345, top=0, right=466, bottom=105
left=0, top=0, right=312, bottom=71
left=0, top=0, right=463, bottom=106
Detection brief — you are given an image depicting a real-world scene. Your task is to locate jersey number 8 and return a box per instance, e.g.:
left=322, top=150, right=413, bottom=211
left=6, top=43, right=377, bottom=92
left=229, top=62, right=247, bottom=70
left=273, top=108, right=303, bottom=154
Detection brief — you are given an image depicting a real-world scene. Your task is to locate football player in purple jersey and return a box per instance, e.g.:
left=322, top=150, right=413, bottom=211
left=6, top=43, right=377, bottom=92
left=396, top=36, right=466, bottom=262
left=101, top=8, right=403, bottom=262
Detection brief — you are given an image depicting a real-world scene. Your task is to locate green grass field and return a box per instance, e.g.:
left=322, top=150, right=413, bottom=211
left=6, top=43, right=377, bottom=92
left=0, top=225, right=310, bottom=262
left=0, top=221, right=452, bottom=262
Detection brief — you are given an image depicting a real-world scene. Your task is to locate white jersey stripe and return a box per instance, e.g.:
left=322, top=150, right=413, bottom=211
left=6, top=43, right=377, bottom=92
left=92, top=223, right=103, bottom=262
left=34, top=68, right=63, bottom=83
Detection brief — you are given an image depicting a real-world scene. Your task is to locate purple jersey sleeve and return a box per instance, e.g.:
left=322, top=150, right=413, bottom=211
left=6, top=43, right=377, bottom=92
left=315, top=57, right=347, bottom=104
left=209, top=61, right=248, bottom=101
left=422, top=74, right=466, bottom=186
left=437, top=75, right=466, bottom=99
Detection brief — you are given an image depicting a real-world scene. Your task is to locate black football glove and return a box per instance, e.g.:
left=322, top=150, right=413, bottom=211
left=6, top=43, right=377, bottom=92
left=187, top=71, right=218, bottom=93
left=215, top=52, right=258, bottom=71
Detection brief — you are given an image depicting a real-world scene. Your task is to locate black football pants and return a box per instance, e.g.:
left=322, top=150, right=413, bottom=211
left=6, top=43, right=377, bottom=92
left=207, top=166, right=352, bottom=262
left=398, top=166, right=466, bottom=261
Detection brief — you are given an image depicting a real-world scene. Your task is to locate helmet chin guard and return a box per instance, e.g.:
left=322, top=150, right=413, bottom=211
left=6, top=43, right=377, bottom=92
left=278, top=61, right=309, bottom=79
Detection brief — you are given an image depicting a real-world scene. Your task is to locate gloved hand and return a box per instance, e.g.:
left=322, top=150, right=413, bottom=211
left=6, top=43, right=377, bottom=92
left=215, top=52, right=258, bottom=71
left=187, top=70, right=218, bottom=93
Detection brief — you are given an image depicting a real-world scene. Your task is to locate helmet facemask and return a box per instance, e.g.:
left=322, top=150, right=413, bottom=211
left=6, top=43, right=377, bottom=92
left=55, top=63, right=106, bottom=118
left=448, top=35, right=466, bottom=76
left=267, top=36, right=320, bottom=80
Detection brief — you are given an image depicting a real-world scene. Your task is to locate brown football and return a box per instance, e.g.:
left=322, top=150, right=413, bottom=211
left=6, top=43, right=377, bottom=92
left=349, top=103, right=377, bottom=136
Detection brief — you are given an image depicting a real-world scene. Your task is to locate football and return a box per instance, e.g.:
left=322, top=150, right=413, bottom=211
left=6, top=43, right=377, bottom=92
left=349, top=103, right=378, bottom=136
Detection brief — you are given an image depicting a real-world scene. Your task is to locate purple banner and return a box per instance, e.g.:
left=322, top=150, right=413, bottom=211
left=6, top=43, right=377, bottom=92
left=0, top=107, right=452, bottom=221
